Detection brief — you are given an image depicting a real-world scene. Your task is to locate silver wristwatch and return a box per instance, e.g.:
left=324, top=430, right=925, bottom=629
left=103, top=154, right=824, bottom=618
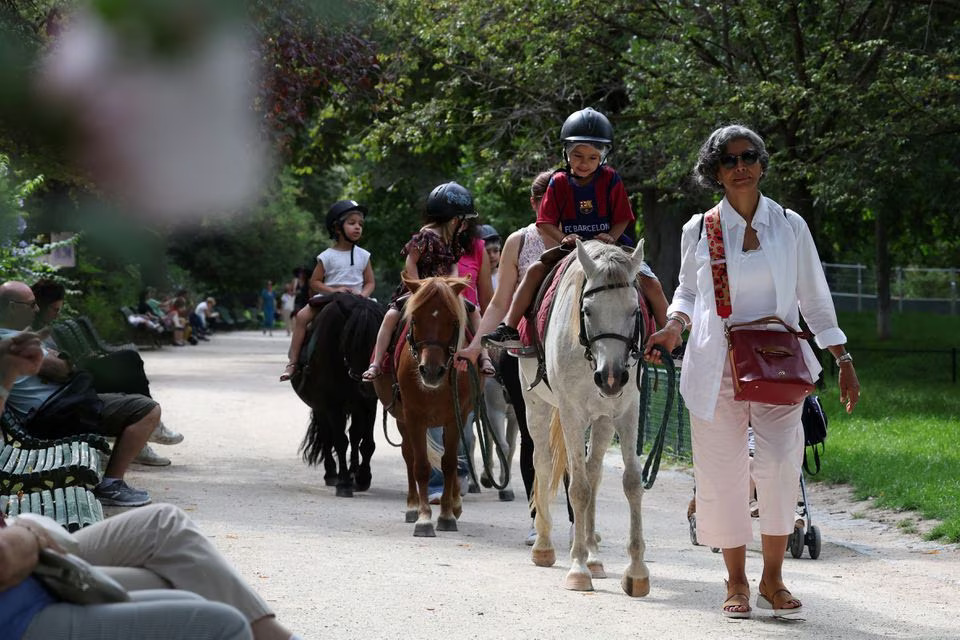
left=835, top=352, right=853, bottom=366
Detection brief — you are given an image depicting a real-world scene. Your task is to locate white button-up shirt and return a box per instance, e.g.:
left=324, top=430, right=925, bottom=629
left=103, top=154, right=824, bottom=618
left=668, top=195, right=847, bottom=421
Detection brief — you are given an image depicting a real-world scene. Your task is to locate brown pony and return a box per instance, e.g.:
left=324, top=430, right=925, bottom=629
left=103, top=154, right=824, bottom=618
left=373, top=274, right=474, bottom=537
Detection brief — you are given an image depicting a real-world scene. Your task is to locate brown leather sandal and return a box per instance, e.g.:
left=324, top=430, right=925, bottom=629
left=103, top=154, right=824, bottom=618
left=279, top=363, right=297, bottom=382
left=361, top=363, right=381, bottom=381
left=723, top=580, right=752, bottom=619
left=756, top=586, right=803, bottom=616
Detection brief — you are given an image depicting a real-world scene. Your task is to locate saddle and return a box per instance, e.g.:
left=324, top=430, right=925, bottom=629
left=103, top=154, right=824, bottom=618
left=515, top=248, right=656, bottom=391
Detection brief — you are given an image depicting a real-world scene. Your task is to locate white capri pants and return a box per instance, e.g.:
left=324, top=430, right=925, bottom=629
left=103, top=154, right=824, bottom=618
left=690, top=363, right=804, bottom=549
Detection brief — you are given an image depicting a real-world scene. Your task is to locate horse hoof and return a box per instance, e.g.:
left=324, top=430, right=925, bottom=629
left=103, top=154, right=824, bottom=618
left=587, top=562, right=606, bottom=579
left=563, top=571, right=594, bottom=592
left=404, top=509, right=418, bottom=523
left=532, top=548, right=556, bottom=567
left=468, top=482, right=481, bottom=494
left=480, top=474, right=493, bottom=489
left=354, top=470, right=372, bottom=492
left=498, top=489, right=515, bottom=502
left=324, top=476, right=338, bottom=487
left=414, top=521, right=436, bottom=537
left=621, top=575, right=650, bottom=597
left=336, top=485, right=354, bottom=498
left=437, top=516, right=458, bottom=532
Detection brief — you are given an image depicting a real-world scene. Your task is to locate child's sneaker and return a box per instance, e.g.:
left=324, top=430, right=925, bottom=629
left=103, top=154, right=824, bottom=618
left=482, top=323, right=521, bottom=348
left=95, top=479, right=152, bottom=507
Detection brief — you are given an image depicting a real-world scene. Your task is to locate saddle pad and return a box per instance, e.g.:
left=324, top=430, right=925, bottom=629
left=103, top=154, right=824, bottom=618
left=516, top=251, right=578, bottom=348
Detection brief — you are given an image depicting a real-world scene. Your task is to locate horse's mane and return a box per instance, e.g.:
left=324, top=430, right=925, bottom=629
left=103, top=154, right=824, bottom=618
left=561, top=242, right=637, bottom=348
left=339, top=297, right=385, bottom=357
left=402, top=276, right=470, bottom=348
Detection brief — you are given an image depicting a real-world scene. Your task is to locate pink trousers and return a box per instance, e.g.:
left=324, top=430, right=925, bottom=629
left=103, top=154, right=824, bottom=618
left=691, top=363, right=804, bottom=549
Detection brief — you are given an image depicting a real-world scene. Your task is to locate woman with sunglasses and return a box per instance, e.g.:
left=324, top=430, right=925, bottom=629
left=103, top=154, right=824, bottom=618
left=645, top=124, right=860, bottom=619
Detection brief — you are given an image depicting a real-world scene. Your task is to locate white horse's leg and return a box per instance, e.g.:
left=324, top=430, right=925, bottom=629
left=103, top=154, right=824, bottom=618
left=562, top=414, right=595, bottom=591
left=525, top=391, right=556, bottom=567
left=583, top=417, right=615, bottom=578
left=616, top=405, right=650, bottom=597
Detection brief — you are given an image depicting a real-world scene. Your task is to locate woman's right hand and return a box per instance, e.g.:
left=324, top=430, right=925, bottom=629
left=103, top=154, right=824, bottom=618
left=643, top=323, right=683, bottom=364
left=0, top=519, right=62, bottom=591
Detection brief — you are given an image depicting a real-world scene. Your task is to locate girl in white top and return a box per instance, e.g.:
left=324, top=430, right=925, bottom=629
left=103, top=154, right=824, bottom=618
left=646, top=125, right=860, bottom=619
left=281, top=201, right=374, bottom=381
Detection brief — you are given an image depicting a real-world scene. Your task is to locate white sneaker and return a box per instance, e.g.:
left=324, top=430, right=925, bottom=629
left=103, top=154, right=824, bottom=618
left=149, top=422, right=184, bottom=446
left=133, top=444, right=171, bottom=467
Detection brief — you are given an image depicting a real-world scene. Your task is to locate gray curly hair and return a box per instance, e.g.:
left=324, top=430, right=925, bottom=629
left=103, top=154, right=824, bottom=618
left=693, top=124, right=770, bottom=191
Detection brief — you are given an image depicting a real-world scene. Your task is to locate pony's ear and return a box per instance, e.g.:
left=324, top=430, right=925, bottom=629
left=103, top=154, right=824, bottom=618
left=401, top=270, right=422, bottom=293
left=628, top=239, right=646, bottom=279
left=449, top=281, right=469, bottom=296
left=576, top=239, right=597, bottom=279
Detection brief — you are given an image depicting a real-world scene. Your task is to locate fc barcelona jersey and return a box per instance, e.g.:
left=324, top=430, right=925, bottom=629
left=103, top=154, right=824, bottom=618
left=536, top=167, right=635, bottom=238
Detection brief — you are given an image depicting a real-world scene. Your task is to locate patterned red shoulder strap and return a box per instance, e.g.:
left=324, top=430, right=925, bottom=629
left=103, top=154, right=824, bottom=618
left=704, top=206, right=732, bottom=318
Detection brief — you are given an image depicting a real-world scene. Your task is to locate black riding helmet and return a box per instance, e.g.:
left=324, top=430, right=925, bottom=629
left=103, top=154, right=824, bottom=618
left=325, top=200, right=367, bottom=240
left=560, top=107, right=614, bottom=164
left=426, top=182, right=477, bottom=221
left=325, top=199, right=367, bottom=266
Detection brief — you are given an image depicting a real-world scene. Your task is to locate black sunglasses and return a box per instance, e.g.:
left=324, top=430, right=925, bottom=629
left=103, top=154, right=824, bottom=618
left=719, top=149, right=760, bottom=169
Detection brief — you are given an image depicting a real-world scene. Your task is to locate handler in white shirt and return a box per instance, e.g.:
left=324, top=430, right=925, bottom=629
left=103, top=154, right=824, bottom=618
left=645, top=124, right=860, bottom=620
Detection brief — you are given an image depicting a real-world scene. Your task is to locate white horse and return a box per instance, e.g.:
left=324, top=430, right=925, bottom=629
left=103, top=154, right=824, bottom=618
left=520, top=239, right=651, bottom=596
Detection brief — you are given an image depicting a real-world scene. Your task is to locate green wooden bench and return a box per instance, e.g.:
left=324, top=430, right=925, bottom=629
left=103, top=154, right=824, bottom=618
left=2, top=408, right=112, bottom=455
left=75, top=316, right=138, bottom=354
left=119, top=306, right=165, bottom=349
left=0, top=441, right=103, bottom=492
left=1, top=486, right=105, bottom=531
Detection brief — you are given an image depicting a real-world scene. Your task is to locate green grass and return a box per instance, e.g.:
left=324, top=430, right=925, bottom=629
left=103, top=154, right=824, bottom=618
left=810, top=312, right=960, bottom=542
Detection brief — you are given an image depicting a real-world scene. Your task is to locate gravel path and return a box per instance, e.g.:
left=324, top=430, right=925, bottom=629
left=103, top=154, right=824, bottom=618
left=122, top=331, right=959, bottom=640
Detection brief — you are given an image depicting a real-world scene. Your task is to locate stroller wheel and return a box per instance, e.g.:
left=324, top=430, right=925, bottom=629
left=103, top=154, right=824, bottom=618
left=688, top=514, right=701, bottom=546
left=807, top=525, right=822, bottom=559
left=789, top=525, right=805, bottom=558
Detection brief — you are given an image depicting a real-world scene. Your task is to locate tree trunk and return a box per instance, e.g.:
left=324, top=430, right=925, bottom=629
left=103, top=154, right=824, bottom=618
left=875, top=209, right=892, bottom=339
left=639, top=187, right=686, bottom=298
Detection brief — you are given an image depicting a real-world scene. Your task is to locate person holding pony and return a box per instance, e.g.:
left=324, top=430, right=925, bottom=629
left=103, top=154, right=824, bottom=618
left=645, top=124, right=860, bottom=619
left=482, top=107, right=667, bottom=349
left=281, top=200, right=375, bottom=381
left=363, top=181, right=485, bottom=381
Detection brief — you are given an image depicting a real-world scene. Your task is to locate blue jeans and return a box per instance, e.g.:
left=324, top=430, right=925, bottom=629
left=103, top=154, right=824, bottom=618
left=426, top=416, right=474, bottom=494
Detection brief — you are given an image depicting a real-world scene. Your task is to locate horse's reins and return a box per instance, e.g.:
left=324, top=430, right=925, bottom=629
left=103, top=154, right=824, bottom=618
left=637, top=344, right=676, bottom=489
left=578, top=281, right=644, bottom=370
left=450, top=358, right=511, bottom=491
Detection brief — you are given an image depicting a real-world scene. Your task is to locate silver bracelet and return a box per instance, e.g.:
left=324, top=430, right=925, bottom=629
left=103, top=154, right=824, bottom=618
left=667, top=313, right=690, bottom=331
left=835, top=352, right=853, bottom=366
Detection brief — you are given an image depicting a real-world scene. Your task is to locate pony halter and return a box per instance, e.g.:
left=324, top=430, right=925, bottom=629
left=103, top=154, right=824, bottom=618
left=578, top=281, right=643, bottom=370
left=405, top=317, right=460, bottom=375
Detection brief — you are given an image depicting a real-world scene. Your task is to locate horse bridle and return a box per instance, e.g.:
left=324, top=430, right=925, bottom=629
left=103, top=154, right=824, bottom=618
left=578, top=281, right=643, bottom=371
left=406, top=317, right=460, bottom=376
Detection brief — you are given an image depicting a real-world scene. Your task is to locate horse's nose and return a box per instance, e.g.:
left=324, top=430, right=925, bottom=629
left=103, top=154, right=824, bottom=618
left=419, top=363, right=447, bottom=385
left=594, top=369, right=629, bottom=396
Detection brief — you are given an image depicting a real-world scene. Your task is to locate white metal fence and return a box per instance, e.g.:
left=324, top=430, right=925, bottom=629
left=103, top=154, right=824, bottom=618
left=822, top=263, right=959, bottom=315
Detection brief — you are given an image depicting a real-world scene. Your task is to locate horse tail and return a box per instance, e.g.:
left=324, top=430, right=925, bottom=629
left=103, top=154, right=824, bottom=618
left=547, top=408, right=567, bottom=496
left=299, top=409, right=326, bottom=466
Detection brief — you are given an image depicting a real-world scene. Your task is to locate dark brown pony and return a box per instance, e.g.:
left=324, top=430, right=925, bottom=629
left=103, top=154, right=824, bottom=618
left=373, top=274, right=474, bottom=537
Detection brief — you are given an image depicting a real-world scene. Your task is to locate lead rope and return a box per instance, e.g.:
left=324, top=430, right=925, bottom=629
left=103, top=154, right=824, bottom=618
left=381, top=382, right=403, bottom=447
left=637, top=344, right=676, bottom=489
left=451, top=359, right=511, bottom=491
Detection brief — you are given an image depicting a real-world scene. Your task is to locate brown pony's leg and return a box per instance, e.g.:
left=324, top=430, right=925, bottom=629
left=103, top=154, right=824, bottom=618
left=437, top=420, right=461, bottom=531
left=410, top=419, right=436, bottom=537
